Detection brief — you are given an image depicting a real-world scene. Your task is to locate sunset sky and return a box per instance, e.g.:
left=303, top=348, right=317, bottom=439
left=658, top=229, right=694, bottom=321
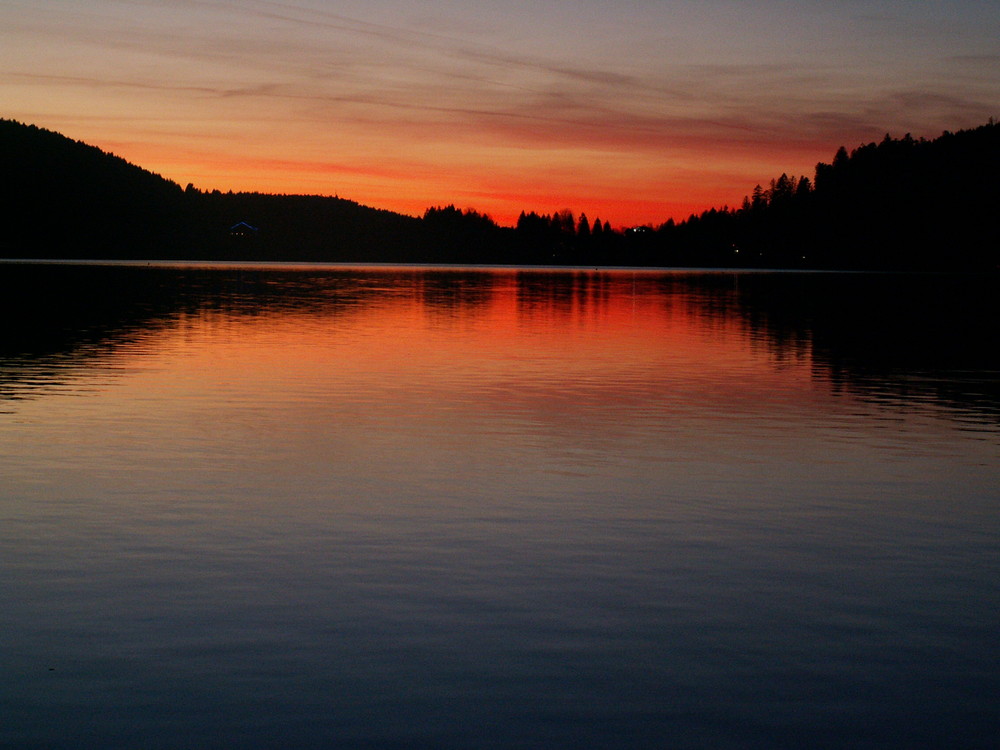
left=3, top=0, right=999, bottom=227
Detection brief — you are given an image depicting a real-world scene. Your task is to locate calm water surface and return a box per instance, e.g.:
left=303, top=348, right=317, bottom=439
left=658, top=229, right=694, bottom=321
left=1, top=263, right=998, bottom=748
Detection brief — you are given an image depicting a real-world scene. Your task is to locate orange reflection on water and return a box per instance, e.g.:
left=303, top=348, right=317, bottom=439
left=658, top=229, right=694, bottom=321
left=4, top=265, right=988, bottom=524
left=119, top=269, right=822, bottom=428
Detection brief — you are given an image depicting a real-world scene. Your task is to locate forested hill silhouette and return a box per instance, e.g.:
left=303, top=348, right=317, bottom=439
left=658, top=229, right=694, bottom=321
left=0, top=119, right=423, bottom=262
left=1, top=117, right=998, bottom=268
left=653, top=120, right=1000, bottom=270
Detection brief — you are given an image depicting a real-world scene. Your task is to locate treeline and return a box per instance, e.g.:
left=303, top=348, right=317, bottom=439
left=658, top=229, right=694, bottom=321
left=653, top=120, right=1000, bottom=270
left=420, top=205, right=624, bottom=265
left=2, top=118, right=998, bottom=268
left=395, top=122, right=1000, bottom=270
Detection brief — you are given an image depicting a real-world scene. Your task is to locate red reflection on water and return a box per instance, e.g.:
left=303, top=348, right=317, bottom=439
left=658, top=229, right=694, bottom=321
left=124, top=269, right=821, bottom=428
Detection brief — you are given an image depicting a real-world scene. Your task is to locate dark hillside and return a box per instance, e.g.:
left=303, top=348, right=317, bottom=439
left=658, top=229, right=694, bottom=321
left=654, top=121, right=1000, bottom=270
left=808, top=125, right=1000, bottom=269
left=0, top=119, right=423, bottom=261
left=178, top=189, right=423, bottom=263
left=0, top=119, right=187, bottom=258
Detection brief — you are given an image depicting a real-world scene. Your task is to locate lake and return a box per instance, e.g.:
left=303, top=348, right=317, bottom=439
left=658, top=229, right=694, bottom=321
left=1, top=262, right=998, bottom=749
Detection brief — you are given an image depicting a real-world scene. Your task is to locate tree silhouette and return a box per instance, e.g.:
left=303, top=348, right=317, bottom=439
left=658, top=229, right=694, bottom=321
left=3, top=117, right=998, bottom=269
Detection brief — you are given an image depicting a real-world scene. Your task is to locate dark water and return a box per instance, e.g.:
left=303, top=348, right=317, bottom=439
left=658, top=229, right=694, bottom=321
left=1, top=262, right=998, bottom=749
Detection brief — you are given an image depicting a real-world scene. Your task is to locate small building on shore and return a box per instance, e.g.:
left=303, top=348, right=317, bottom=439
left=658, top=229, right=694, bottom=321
left=229, top=221, right=259, bottom=238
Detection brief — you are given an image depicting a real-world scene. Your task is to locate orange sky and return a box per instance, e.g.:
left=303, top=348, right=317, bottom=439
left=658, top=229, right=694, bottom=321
left=3, top=0, right=999, bottom=227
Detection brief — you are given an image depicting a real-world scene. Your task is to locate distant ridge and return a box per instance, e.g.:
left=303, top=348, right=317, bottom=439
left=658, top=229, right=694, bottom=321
left=2, top=118, right=998, bottom=269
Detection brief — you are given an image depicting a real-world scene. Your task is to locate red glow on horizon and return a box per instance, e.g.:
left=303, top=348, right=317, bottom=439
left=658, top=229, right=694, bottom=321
left=98, top=131, right=830, bottom=230
left=8, top=0, right=997, bottom=237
